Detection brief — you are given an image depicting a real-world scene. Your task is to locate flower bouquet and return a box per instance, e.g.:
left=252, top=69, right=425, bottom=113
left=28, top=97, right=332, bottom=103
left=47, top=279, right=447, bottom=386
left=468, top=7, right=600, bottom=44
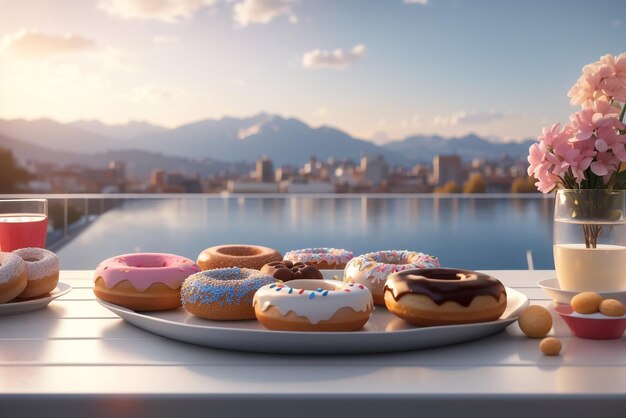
left=527, top=53, right=626, bottom=291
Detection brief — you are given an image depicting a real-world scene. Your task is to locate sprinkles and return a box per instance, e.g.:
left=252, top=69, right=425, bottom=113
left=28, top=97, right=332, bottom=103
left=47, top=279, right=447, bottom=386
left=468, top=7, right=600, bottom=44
left=181, top=267, right=276, bottom=307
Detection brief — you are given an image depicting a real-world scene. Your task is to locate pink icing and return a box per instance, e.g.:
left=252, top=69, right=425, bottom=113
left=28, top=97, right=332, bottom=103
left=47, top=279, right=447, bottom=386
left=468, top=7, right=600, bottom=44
left=93, top=253, right=201, bottom=291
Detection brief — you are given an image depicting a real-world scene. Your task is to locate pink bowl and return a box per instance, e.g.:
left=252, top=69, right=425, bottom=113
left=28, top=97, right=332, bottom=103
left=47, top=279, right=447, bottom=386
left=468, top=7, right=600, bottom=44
left=555, top=305, right=626, bottom=340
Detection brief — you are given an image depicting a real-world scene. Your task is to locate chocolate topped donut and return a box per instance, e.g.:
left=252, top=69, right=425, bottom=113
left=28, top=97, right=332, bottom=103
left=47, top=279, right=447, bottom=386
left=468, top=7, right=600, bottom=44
left=261, top=260, right=323, bottom=282
left=385, top=268, right=506, bottom=306
left=383, top=268, right=507, bottom=326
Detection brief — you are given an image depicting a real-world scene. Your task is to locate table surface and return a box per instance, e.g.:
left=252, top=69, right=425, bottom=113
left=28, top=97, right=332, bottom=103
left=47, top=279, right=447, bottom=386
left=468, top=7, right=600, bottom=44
left=2, top=270, right=625, bottom=418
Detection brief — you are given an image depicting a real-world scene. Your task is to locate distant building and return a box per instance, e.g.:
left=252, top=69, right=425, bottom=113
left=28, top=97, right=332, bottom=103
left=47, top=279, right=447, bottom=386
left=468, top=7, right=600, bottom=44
left=433, top=155, right=463, bottom=186
left=227, top=180, right=279, bottom=193
left=279, top=180, right=335, bottom=193
left=360, top=154, right=389, bottom=186
left=256, top=157, right=274, bottom=183
left=149, top=169, right=201, bottom=193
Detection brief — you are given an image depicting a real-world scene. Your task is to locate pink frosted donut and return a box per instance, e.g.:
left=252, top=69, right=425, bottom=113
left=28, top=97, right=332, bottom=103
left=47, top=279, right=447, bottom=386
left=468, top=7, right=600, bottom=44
left=93, top=253, right=200, bottom=311
left=344, top=250, right=440, bottom=305
left=284, top=248, right=353, bottom=269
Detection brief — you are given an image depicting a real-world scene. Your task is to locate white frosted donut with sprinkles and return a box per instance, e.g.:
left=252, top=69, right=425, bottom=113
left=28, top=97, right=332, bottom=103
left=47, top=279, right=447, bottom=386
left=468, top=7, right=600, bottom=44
left=0, top=252, right=27, bottom=304
left=283, top=248, right=353, bottom=269
left=253, top=279, right=373, bottom=331
left=93, top=253, right=200, bottom=311
left=182, top=267, right=278, bottom=320
left=12, top=248, right=60, bottom=299
left=344, top=250, right=440, bottom=305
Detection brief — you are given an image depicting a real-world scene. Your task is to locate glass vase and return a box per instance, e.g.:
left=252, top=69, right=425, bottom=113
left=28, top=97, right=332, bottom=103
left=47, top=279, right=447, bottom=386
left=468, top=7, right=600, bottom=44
left=553, top=189, right=626, bottom=292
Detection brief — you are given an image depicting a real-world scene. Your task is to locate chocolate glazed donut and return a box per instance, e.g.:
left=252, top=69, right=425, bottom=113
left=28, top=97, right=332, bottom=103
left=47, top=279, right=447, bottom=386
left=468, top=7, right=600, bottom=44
left=383, top=268, right=507, bottom=326
left=260, top=260, right=323, bottom=282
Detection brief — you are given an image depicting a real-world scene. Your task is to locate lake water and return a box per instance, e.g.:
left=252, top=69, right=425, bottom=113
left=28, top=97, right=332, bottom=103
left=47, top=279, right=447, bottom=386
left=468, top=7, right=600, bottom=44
left=57, top=196, right=555, bottom=270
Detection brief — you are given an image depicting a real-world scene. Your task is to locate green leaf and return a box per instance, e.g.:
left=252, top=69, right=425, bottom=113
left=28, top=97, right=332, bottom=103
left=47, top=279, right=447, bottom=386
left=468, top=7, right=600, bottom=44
left=616, top=169, right=626, bottom=187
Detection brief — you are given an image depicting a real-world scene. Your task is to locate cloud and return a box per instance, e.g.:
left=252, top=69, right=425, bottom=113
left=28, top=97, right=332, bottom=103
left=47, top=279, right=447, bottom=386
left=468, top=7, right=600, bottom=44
left=404, top=0, right=429, bottom=4
left=98, top=0, right=216, bottom=22
left=1, top=28, right=95, bottom=58
left=153, top=35, right=179, bottom=44
left=433, top=110, right=506, bottom=126
left=233, top=0, right=297, bottom=27
left=129, top=84, right=184, bottom=104
left=302, top=44, right=365, bottom=70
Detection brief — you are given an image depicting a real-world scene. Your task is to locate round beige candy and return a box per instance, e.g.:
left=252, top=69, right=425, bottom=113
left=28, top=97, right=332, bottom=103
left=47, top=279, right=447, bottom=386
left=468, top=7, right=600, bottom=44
left=599, top=299, right=626, bottom=317
left=540, top=337, right=562, bottom=356
left=518, top=305, right=552, bottom=338
left=571, top=292, right=603, bottom=314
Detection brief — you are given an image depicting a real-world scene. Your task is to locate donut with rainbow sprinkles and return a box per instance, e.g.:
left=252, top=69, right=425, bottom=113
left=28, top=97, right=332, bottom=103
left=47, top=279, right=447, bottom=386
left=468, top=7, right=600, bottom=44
left=182, top=267, right=278, bottom=320
left=253, top=279, right=373, bottom=331
left=344, top=250, right=440, bottom=305
left=283, top=247, right=353, bottom=269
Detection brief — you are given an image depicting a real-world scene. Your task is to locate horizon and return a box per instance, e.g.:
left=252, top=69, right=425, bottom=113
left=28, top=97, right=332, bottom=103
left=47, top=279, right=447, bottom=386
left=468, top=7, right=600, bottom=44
left=0, top=0, right=624, bottom=144
left=0, top=113, right=536, bottom=144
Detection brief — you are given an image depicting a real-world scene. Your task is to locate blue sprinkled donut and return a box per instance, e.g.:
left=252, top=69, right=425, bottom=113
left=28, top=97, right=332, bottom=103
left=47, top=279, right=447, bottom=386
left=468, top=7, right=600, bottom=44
left=181, top=267, right=278, bottom=320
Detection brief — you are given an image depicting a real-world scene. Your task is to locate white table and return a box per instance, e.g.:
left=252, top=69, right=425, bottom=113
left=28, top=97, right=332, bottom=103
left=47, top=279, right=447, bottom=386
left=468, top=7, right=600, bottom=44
left=1, top=270, right=625, bottom=418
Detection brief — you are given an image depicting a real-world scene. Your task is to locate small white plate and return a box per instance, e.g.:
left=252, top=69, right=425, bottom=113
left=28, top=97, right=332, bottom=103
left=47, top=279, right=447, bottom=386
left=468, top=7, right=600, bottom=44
left=538, top=278, right=626, bottom=304
left=98, top=286, right=528, bottom=354
left=0, top=282, right=72, bottom=317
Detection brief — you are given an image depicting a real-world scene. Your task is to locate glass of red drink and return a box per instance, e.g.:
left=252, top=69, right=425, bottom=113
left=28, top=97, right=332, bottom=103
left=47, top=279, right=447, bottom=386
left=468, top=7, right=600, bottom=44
left=0, top=199, right=48, bottom=252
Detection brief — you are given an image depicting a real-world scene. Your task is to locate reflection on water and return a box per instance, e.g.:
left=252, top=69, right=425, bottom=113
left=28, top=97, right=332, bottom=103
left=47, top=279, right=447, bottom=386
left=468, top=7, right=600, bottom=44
left=57, top=196, right=555, bottom=270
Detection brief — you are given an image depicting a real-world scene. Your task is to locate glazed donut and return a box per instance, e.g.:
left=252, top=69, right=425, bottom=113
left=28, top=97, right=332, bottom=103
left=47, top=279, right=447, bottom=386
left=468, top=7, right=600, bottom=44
left=182, top=267, right=277, bottom=320
left=93, top=253, right=200, bottom=311
left=12, top=248, right=60, bottom=299
left=197, top=245, right=282, bottom=271
left=284, top=248, right=353, bottom=269
left=253, top=279, right=373, bottom=331
left=0, top=252, right=27, bottom=303
left=344, top=250, right=440, bottom=305
left=260, top=260, right=323, bottom=282
left=383, top=268, right=507, bottom=326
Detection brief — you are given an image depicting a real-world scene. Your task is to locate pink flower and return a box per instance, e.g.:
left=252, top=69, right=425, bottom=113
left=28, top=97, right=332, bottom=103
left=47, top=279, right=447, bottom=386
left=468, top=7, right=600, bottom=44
left=569, top=53, right=626, bottom=105
left=569, top=97, right=622, bottom=141
left=527, top=139, right=566, bottom=193
left=590, top=151, right=620, bottom=182
left=538, top=123, right=574, bottom=148
left=556, top=141, right=595, bottom=184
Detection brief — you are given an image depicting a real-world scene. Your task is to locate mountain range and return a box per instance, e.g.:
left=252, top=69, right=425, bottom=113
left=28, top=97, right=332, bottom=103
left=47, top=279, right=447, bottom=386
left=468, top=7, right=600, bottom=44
left=0, top=114, right=534, bottom=178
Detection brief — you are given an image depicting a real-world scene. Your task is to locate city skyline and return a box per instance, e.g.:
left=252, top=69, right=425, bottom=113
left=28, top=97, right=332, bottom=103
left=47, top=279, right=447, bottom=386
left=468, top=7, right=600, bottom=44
left=1, top=0, right=624, bottom=143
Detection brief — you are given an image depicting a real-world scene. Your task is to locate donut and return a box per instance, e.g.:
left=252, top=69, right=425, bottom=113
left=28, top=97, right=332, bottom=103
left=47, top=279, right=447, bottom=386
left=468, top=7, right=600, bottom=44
left=12, top=248, right=60, bottom=299
left=253, top=279, right=374, bottom=331
left=0, top=252, right=27, bottom=303
left=383, top=268, right=507, bottom=326
left=260, top=260, right=323, bottom=282
left=197, top=245, right=282, bottom=271
left=344, top=250, right=440, bottom=305
left=182, top=267, right=278, bottom=320
left=283, top=248, right=353, bottom=269
left=93, top=253, right=200, bottom=311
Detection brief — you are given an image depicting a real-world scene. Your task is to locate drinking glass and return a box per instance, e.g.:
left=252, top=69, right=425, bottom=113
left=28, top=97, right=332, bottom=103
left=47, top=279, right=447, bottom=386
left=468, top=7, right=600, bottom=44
left=0, top=199, right=48, bottom=252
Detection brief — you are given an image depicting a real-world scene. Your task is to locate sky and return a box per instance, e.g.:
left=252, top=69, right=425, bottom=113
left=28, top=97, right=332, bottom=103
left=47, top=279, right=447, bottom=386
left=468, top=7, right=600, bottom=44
left=0, top=0, right=624, bottom=143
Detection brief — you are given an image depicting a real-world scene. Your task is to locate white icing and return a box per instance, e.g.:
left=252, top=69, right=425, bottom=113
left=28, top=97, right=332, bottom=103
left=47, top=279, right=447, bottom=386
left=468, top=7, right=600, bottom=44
left=253, top=279, right=373, bottom=325
left=12, top=247, right=59, bottom=281
left=0, top=252, right=25, bottom=284
left=344, top=250, right=439, bottom=299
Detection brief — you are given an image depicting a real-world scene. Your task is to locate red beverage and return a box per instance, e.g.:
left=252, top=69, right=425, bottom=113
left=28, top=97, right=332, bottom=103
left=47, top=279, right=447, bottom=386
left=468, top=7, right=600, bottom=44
left=0, top=214, right=48, bottom=252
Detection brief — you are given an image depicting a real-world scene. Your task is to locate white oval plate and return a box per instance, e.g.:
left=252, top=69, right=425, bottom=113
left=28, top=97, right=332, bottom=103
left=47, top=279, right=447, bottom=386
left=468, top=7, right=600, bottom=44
left=538, top=278, right=626, bottom=304
left=98, top=282, right=528, bottom=354
left=0, top=282, right=72, bottom=317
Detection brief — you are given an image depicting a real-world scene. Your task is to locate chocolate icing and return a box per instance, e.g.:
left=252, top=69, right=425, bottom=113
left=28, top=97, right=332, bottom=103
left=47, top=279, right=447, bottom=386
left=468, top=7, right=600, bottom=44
left=260, top=260, right=323, bottom=282
left=384, top=268, right=506, bottom=307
